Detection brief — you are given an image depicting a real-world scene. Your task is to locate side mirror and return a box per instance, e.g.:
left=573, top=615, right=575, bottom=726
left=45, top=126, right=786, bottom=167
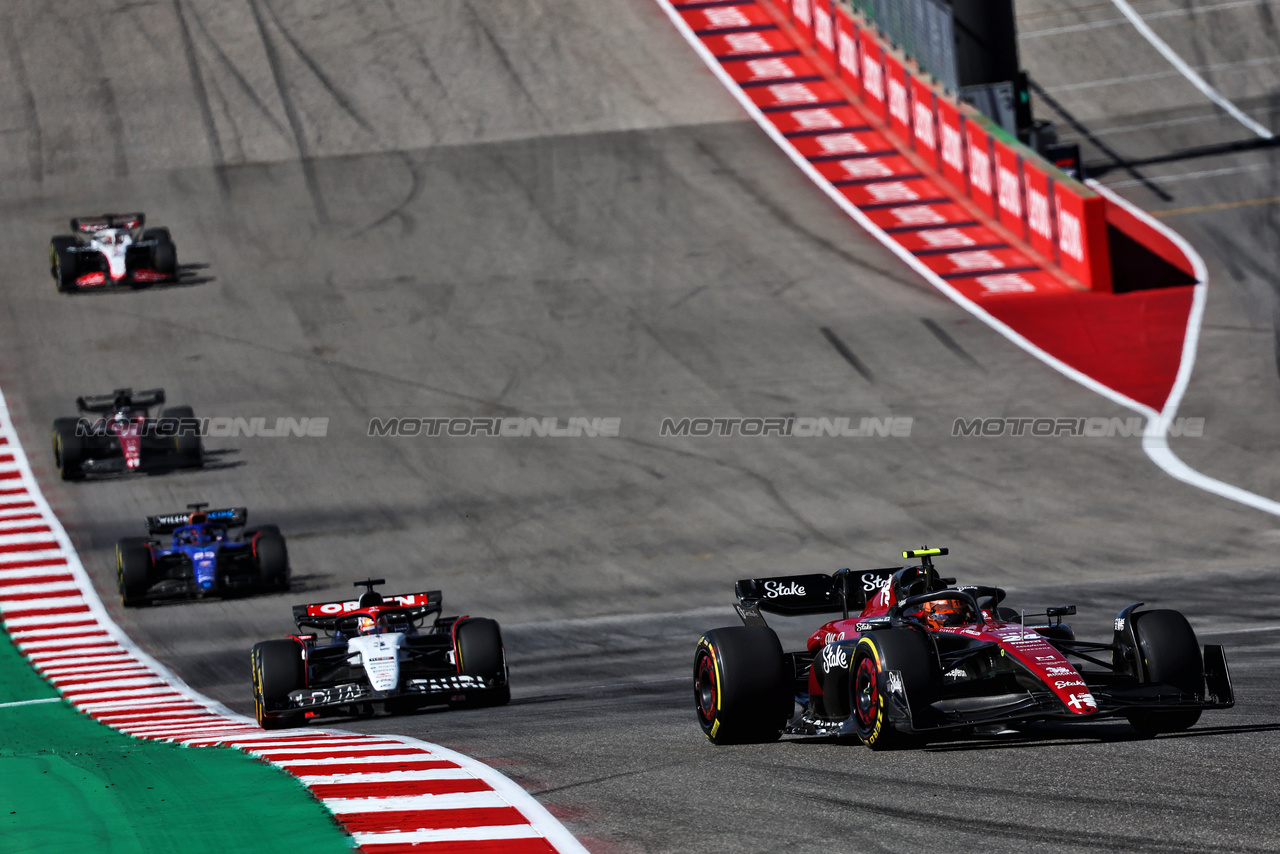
left=1047, top=605, right=1076, bottom=617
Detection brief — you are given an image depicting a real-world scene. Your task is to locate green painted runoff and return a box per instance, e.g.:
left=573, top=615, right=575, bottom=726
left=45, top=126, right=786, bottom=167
left=0, top=630, right=354, bottom=853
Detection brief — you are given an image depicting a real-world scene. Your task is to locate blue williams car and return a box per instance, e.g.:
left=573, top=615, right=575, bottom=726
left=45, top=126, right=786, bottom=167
left=116, top=503, right=289, bottom=606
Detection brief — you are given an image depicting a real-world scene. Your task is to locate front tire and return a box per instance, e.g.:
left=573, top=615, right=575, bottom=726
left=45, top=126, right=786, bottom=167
left=1126, top=609, right=1203, bottom=735
left=52, top=418, right=85, bottom=481
left=116, top=538, right=154, bottom=607
left=452, top=618, right=510, bottom=708
left=50, top=237, right=77, bottom=292
left=150, top=239, right=177, bottom=281
left=693, top=626, right=791, bottom=745
left=252, top=640, right=304, bottom=729
left=850, top=629, right=936, bottom=750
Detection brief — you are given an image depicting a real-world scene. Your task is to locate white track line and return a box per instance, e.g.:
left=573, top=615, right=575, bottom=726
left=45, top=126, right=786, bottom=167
left=654, top=0, right=1280, bottom=518
left=1108, top=0, right=1273, bottom=139
left=1103, top=162, right=1272, bottom=189
left=1092, top=183, right=1280, bottom=516
left=0, top=697, right=61, bottom=709
left=1020, top=1, right=1265, bottom=38
left=353, top=827, right=544, bottom=845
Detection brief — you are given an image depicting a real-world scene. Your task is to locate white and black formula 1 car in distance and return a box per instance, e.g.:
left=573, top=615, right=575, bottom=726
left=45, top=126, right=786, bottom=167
left=49, top=213, right=177, bottom=292
left=251, top=580, right=510, bottom=728
left=694, top=547, right=1234, bottom=749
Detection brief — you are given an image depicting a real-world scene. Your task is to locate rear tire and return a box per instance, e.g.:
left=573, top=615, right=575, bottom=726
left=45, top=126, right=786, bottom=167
left=116, top=538, right=154, bottom=607
left=452, top=618, right=510, bottom=708
left=251, top=526, right=290, bottom=590
left=850, top=629, right=936, bottom=750
left=162, top=405, right=202, bottom=468
left=693, top=626, right=791, bottom=745
left=51, top=418, right=85, bottom=481
left=252, top=640, right=304, bottom=729
left=1126, top=609, right=1203, bottom=735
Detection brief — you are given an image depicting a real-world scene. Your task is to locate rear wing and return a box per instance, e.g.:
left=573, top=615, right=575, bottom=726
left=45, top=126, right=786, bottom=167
left=735, top=567, right=900, bottom=620
left=147, top=506, right=247, bottom=535
left=72, top=213, right=144, bottom=233
left=77, top=387, right=165, bottom=414
left=292, top=590, right=443, bottom=630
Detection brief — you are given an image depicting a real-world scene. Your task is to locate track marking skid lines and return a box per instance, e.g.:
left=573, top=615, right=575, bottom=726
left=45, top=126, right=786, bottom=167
left=0, top=394, right=587, bottom=853
left=652, top=0, right=1280, bottom=517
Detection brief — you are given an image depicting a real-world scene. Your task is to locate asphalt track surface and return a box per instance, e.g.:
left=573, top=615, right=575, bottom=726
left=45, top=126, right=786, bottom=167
left=0, top=1, right=1277, bottom=851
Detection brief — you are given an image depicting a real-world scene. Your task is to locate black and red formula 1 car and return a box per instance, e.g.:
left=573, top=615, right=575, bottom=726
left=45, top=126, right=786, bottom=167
left=49, top=213, right=177, bottom=292
left=694, top=548, right=1234, bottom=749
left=251, top=580, right=510, bottom=728
left=51, top=388, right=202, bottom=480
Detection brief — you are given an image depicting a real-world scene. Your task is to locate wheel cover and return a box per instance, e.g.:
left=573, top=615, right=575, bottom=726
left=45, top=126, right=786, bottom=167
left=695, top=651, right=719, bottom=726
left=854, top=655, right=879, bottom=731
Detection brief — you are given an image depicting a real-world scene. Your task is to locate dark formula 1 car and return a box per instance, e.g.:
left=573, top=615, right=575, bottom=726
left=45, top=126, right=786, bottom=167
left=116, top=504, right=289, bottom=607
left=251, top=580, right=510, bottom=728
left=694, top=547, right=1234, bottom=749
left=49, top=213, right=177, bottom=292
left=50, top=388, right=202, bottom=480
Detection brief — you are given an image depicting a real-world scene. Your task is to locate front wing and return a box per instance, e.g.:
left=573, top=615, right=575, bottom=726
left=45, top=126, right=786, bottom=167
left=284, top=672, right=506, bottom=712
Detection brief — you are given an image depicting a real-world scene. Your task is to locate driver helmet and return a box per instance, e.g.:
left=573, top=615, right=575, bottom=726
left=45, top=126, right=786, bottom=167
left=356, top=616, right=377, bottom=635
left=177, top=530, right=198, bottom=545
left=919, top=598, right=969, bottom=630
left=101, top=232, right=116, bottom=245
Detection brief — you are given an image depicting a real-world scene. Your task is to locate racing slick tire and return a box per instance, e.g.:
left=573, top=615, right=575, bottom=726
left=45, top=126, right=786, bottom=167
left=51, top=418, right=86, bottom=481
left=850, top=628, right=936, bottom=750
left=1126, top=609, right=1203, bottom=735
left=249, top=526, right=290, bottom=590
left=142, top=227, right=172, bottom=244
left=149, top=238, right=177, bottom=282
left=694, top=626, right=791, bottom=745
left=161, top=405, right=203, bottom=468
left=451, top=618, right=511, bottom=708
left=116, top=538, right=154, bottom=607
left=50, top=237, right=77, bottom=292
left=252, top=640, right=304, bottom=729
